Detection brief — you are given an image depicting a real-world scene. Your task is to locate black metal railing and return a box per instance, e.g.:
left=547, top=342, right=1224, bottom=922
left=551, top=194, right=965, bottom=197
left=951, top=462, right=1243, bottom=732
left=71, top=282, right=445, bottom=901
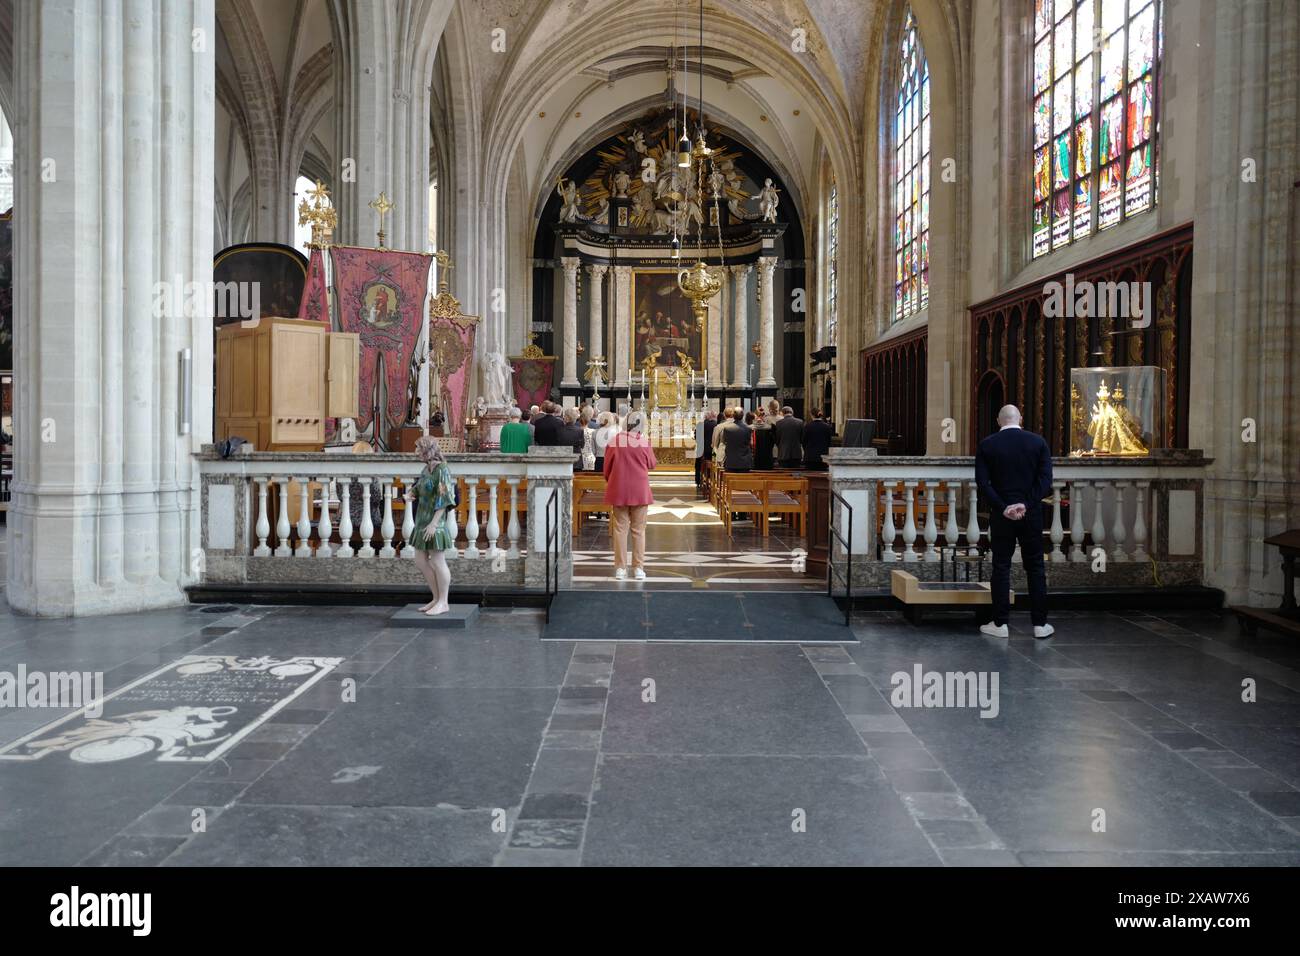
left=544, top=488, right=559, bottom=623
left=826, top=489, right=853, bottom=626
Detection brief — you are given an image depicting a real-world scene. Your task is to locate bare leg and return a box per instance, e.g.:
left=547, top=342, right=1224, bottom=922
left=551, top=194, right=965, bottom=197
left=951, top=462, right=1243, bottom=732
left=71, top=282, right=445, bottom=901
left=427, top=550, right=451, bottom=615
left=413, top=549, right=439, bottom=610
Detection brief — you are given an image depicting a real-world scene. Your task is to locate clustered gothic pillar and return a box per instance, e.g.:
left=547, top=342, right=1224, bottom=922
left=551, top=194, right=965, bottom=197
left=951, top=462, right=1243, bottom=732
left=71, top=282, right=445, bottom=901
left=730, top=263, right=751, bottom=388
left=613, top=265, right=632, bottom=391
left=560, top=257, right=580, bottom=388
left=588, top=264, right=608, bottom=371
left=757, top=256, right=778, bottom=388
left=9, top=0, right=215, bottom=615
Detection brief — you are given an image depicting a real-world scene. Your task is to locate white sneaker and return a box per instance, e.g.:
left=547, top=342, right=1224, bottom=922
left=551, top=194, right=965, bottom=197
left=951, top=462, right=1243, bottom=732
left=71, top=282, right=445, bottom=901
left=979, top=622, right=1009, bottom=638
left=1033, top=624, right=1055, bottom=639
left=634, top=567, right=646, bottom=580
left=614, top=568, right=627, bottom=580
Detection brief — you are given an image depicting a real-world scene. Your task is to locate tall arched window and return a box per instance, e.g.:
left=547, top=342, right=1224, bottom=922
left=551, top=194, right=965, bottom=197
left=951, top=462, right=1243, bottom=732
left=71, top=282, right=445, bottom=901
left=827, top=180, right=838, bottom=344
left=894, top=9, right=930, bottom=323
left=1032, top=0, right=1160, bottom=259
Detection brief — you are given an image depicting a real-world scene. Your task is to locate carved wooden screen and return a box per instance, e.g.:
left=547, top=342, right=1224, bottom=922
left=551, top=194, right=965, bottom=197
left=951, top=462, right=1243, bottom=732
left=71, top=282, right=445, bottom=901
left=861, top=326, right=928, bottom=455
left=969, top=223, right=1191, bottom=454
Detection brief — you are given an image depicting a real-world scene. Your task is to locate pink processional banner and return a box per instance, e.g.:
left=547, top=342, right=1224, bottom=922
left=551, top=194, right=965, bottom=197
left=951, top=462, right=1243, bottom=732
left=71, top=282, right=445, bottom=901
left=296, top=248, right=331, bottom=325
left=426, top=284, right=479, bottom=447
left=330, top=245, right=432, bottom=438
left=510, top=357, right=556, bottom=411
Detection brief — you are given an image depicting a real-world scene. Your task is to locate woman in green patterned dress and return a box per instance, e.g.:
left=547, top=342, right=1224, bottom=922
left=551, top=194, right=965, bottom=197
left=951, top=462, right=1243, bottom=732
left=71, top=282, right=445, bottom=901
left=404, top=436, right=456, bottom=615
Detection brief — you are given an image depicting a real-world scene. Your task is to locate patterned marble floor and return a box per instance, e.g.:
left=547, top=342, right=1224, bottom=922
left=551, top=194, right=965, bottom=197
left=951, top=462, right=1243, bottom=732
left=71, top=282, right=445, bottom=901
left=573, top=478, right=822, bottom=590
left=1, top=598, right=1298, bottom=867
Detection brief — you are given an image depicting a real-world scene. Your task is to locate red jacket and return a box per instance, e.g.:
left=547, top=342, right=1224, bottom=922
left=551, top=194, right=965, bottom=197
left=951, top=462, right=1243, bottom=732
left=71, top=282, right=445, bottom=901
left=602, top=432, right=657, bottom=506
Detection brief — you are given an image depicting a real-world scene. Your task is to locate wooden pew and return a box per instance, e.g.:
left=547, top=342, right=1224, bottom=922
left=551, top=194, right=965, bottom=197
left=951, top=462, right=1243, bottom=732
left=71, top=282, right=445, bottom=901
left=572, top=474, right=607, bottom=536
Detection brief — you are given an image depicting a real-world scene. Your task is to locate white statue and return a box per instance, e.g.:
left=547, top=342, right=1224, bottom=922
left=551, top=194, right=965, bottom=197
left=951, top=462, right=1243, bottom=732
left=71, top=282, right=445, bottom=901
left=633, top=182, right=657, bottom=223
left=629, top=129, right=647, bottom=154
left=474, top=396, right=488, bottom=420
left=708, top=167, right=726, bottom=199
left=613, top=170, right=631, bottom=198
left=556, top=178, right=581, bottom=223
left=483, top=350, right=513, bottom=408
left=755, top=178, right=780, bottom=223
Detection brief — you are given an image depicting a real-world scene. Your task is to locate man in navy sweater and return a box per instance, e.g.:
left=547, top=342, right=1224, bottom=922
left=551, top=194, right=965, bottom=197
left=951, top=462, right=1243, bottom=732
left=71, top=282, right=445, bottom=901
left=974, top=404, right=1054, bottom=639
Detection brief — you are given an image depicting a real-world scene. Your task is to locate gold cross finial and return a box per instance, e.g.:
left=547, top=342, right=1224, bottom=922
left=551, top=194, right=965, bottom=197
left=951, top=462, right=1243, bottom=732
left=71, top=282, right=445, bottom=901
left=369, top=191, right=394, bottom=249
left=434, top=249, right=453, bottom=293
left=308, top=179, right=330, bottom=204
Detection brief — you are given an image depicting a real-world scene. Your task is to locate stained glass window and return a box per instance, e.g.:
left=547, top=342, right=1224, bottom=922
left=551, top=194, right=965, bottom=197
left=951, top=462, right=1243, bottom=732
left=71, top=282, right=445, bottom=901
left=894, top=9, right=930, bottom=322
left=827, top=181, right=839, bottom=344
left=1031, top=0, right=1160, bottom=259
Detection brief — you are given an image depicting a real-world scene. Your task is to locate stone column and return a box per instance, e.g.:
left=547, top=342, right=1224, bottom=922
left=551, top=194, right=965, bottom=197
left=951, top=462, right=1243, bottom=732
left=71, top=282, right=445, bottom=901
left=8, top=0, right=215, bottom=615
left=331, top=0, right=449, bottom=251
left=707, top=267, right=725, bottom=382
left=757, top=256, right=778, bottom=387
left=560, top=257, right=580, bottom=387
left=613, top=265, right=632, bottom=391
left=731, top=264, right=751, bottom=388
left=588, top=263, right=608, bottom=371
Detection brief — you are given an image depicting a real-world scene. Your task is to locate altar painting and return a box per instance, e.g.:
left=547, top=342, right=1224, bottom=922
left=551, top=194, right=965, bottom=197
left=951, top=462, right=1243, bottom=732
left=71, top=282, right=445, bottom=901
left=632, top=271, right=705, bottom=372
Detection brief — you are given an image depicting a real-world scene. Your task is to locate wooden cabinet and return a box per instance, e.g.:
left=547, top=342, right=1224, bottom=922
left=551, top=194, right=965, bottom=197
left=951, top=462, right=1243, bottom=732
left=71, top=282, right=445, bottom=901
left=216, top=318, right=359, bottom=451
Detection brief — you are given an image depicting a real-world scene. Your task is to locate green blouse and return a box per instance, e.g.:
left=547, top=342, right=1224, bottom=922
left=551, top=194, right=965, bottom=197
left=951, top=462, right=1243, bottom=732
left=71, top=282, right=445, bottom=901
left=410, top=463, right=456, bottom=552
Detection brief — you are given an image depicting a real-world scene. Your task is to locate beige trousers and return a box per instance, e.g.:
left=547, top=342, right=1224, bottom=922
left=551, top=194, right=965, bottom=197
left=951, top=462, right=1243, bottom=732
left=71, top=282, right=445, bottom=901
left=610, top=504, right=648, bottom=571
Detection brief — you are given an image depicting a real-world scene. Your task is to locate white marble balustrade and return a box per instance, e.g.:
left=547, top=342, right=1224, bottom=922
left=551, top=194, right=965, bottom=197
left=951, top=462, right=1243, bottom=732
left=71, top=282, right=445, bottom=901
left=827, top=451, right=1208, bottom=571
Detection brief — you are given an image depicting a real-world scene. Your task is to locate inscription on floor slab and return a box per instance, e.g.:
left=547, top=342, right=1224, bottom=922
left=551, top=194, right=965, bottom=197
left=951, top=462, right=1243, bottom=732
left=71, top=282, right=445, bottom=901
left=0, top=655, right=341, bottom=764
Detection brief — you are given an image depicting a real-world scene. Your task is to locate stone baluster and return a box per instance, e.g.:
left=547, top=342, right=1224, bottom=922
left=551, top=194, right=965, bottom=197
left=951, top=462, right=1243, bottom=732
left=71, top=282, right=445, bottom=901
left=881, top=481, right=897, bottom=562
left=1132, top=481, right=1150, bottom=562
left=464, top=481, right=480, bottom=558
left=294, top=478, right=313, bottom=557
left=315, top=480, right=333, bottom=558
left=1110, top=481, right=1128, bottom=562
left=966, top=481, right=982, bottom=555
left=358, top=482, right=375, bottom=558
left=922, top=484, right=939, bottom=561
left=1090, top=481, right=1107, bottom=559
left=400, top=479, right=416, bottom=558
left=1069, top=481, right=1086, bottom=561
left=944, top=483, right=960, bottom=554
left=337, top=482, right=354, bottom=557
left=1049, top=482, right=1065, bottom=562
left=253, top=478, right=271, bottom=557
left=901, top=481, right=918, bottom=563
left=506, top=478, right=522, bottom=557
left=380, top=483, right=397, bottom=558
left=275, top=478, right=292, bottom=557
left=486, top=481, right=501, bottom=559
left=444, top=490, right=460, bottom=558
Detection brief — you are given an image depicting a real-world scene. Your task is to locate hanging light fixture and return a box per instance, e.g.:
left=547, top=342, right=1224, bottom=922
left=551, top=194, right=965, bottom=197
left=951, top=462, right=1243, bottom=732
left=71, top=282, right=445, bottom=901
left=676, top=0, right=722, bottom=314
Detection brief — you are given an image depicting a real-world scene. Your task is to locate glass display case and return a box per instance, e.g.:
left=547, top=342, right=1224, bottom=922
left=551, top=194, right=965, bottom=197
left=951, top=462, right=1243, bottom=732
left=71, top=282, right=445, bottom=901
left=1069, top=366, right=1165, bottom=457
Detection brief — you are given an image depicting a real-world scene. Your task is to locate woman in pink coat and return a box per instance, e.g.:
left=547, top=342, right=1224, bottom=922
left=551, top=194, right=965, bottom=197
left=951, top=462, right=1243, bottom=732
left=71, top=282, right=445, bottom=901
left=602, top=410, right=657, bottom=580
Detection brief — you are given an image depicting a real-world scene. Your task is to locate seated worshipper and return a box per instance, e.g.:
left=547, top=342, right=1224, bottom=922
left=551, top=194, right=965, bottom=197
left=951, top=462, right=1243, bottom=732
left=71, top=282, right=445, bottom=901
left=722, top=407, right=754, bottom=473
left=603, top=410, right=657, bottom=580
left=580, top=409, right=597, bottom=471
left=774, top=406, right=804, bottom=468
left=559, top=407, right=585, bottom=458
left=532, top=400, right=564, bottom=446
left=593, top=411, right=618, bottom=473
left=801, top=408, right=833, bottom=470
left=498, top=406, right=532, bottom=453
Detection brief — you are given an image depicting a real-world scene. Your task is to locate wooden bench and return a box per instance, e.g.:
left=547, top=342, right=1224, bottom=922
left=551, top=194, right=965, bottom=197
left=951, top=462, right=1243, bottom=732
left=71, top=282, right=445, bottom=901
left=722, top=475, right=767, bottom=534
left=764, top=476, right=808, bottom=536
left=572, top=474, right=607, bottom=536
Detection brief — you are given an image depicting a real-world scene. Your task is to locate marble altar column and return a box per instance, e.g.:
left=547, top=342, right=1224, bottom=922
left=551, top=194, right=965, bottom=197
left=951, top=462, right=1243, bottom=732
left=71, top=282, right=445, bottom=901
left=757, top=256, right=778, bottom=387
left=561, top=257, right=580, bottom=387
left=8, top=0, right=215, bottom=615
left=730, top=264, right=751, bottom=388
left=588, top=264, right=608, bottom=371
left=613, top=266, right=632, bottom=390
left=707, top=268, right=725, bottom=382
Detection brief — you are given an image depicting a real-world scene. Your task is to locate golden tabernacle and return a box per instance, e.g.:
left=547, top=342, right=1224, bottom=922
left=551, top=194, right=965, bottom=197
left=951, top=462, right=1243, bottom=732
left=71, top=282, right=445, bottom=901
left=1069, top=366, right=1165, bottom=457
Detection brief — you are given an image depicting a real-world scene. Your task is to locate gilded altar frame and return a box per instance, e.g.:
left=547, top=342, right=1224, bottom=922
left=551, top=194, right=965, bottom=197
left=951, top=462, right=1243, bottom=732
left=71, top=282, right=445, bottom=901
left=629, top=268, right=709, bottom=375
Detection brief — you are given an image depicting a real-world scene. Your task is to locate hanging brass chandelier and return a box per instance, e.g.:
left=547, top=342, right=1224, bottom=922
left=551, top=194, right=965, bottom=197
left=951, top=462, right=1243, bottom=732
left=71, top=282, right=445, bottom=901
left=675, top=0, right=724, bottom=316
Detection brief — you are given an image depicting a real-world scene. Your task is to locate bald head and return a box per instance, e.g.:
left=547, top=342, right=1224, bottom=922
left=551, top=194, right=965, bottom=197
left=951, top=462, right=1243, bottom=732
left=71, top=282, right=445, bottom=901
left=997, top=405, right=1022, bottom=427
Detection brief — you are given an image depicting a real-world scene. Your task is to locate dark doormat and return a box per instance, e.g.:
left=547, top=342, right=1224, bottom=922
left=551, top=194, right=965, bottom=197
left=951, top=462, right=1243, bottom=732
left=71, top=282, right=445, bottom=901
left=543, top=591, right=854, bottom=643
